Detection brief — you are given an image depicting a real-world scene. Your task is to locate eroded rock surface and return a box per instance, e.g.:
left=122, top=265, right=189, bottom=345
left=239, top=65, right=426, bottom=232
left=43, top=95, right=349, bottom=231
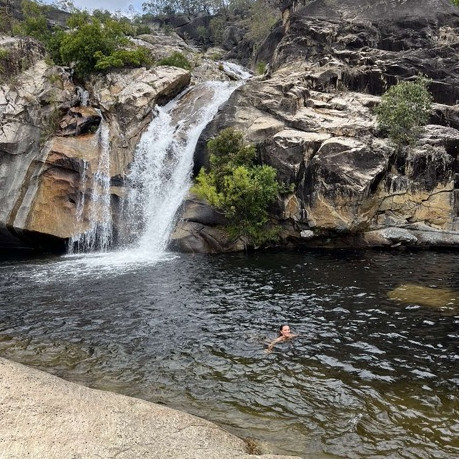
left=174, top=0, right=459, bottom=251
left=0, top=34, right=191, bottom=250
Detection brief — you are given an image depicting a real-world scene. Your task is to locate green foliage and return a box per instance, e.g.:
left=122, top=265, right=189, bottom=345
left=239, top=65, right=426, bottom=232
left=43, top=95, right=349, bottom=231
left=11, top=4, right=151, bottom=80
left=208, top=127, right=255, bottom=189
left=16, top=0, right=51, bottom=43
left=244, top=0, right=277, bottom=45
left=59, top=16, right=121, bottom=78
left=94, top=48, right=152, bottom=71
left=452, top=0, right=459, bottom=6
left=192, top=128, right=280, bottom=247
left=157, top=51, right=191, bottom=70
left=209, top=16, right=226, bottom=44
left=196, top=25, right=210, bottom=44
left=57, top=12, right=152, bottom=78
left=143, top=0, right=213, bottom=16
left=135, top=24, right=152, bottom=35
left=375, top=77, right=433, bottom=148
left=0, top=48, right=9, bottom=79
left=255, top=61, right=266, bottom=75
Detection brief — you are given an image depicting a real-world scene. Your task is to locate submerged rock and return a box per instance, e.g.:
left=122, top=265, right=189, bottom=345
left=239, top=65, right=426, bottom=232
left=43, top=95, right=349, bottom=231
left=388, top=284, right=459, bottom=308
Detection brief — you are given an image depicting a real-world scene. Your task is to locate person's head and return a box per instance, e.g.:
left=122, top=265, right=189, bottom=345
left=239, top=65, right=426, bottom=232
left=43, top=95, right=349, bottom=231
left=279, top=324, right=291, bottom=337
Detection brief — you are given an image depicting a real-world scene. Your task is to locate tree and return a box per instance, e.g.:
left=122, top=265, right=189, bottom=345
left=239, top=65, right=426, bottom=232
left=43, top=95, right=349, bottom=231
left=142, top=0, right=213, bottom=16
left=58, top=12, right=151, bottom=79
left=157, top=51, right=191, bottom=69
left=16, top=0, right=51, bottom=43
left=375, top=77, right=432, bottom=149
left=192, top=128, right=280, bottom=246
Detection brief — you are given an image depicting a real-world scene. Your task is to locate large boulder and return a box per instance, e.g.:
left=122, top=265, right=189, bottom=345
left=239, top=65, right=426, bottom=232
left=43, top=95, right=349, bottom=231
left=0, top=357, right=297, bottom=459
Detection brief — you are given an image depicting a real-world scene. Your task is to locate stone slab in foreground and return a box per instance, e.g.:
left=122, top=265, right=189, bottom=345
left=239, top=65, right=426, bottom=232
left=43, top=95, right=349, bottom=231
left=0, top=358, right=297, bottom=459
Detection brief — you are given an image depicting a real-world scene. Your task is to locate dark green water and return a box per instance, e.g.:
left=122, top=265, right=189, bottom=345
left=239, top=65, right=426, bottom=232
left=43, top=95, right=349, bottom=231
left=0, top=249, right=458, bottom=458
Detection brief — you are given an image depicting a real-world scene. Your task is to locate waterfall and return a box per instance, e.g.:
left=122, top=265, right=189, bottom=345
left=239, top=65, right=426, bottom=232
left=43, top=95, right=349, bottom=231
left=68, top=119, right=113, bottom=254
left=76, top=86, right=89, bottom=106
left=66, top=68, right=248, bottom=265
left=123, top=79, right=243, bottom=256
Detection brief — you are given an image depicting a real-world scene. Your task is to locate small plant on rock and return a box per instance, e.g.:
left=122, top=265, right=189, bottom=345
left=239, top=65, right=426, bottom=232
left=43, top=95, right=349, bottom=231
left=157, top=51, right=191, bottom=70
left=375, top=77, right=433, bottom=149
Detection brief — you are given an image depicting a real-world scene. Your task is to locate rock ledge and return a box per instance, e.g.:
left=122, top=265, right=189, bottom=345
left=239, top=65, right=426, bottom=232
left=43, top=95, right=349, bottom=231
left=0, top=357, right=296, bottom=459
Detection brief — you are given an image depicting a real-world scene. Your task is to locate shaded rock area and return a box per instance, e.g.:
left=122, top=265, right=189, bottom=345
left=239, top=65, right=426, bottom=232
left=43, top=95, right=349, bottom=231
left=172, top=0, right=459, bottom=252
left=169, top=196, right=245, bottom=253
left=0, top=357, right=297, bottom=459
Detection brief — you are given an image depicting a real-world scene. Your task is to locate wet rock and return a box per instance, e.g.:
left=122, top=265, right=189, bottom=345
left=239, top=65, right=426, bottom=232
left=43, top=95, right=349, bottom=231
left=58, top=106, right=102, bottom=137
left=170, top=221, right=245, bottom=253
left=0, top=38, right=192, bottom=250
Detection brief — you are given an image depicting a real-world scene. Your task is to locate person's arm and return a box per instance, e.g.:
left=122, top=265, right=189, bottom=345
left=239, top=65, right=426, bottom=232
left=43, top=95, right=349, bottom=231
left=266, top=336, right=283, bottom=352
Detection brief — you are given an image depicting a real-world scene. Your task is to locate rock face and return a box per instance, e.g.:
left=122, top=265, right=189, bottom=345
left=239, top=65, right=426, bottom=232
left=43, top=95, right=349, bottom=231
left=0, top=357, right=297, bottom=459
left=0, top=34, right=191, bottom=250
left=173, top=0, right=459, bottom=251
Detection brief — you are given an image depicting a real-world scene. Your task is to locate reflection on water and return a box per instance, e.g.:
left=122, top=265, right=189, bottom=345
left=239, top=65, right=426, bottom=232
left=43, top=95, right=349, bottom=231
left=0, top=249, right=458, bottom=458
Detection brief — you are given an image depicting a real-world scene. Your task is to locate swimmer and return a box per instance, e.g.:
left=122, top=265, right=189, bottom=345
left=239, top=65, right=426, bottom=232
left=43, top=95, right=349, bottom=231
left=266, top=324, right=298, bottom=352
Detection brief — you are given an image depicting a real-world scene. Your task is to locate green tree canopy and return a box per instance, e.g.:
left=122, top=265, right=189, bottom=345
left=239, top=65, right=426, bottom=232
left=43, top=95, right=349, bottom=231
left=375, top=77, right=433, bottom=148
left=192, top=128, right=280, bottom=246
left=16, top=0, right=52, bottom=43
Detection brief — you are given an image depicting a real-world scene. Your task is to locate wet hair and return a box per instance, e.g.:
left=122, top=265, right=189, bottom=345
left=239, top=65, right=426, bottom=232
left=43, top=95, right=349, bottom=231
left=279, top=324, right=289, bottom=335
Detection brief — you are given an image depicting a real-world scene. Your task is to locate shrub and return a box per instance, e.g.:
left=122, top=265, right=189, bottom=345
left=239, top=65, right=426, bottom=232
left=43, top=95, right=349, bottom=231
left=192, top=128, right=279, bottom=246
left=375, top=77, right=433, bottom=148
left=157, top=51, right=191, bottom=70
left=59, top=14, right=128, bottom=78
left=135, top=24, right=152, bottom=35
left=158, top=51, right=191, bottom=70
left=209, top=16, right=226, bottom=45
left=255, top=61, right=266, bottom=75
left=0, top=48, right=9, bottom=79
left=94, top=48, right=152, bottom=71
left=245, top=0, right=278, bottom=46
left=16, top=0, right=51, bottom=43
left=14, top=7, right=152, bottom=80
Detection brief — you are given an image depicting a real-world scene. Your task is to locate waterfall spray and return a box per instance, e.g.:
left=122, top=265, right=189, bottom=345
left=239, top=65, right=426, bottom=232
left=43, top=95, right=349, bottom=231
left=67, top=66, right=249, bottom=264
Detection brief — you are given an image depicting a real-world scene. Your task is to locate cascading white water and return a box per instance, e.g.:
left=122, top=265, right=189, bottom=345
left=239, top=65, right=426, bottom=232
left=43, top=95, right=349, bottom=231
left=76, top=86, right=89, bottom=107
left=124, top=79, right=244, bottom=256
left=65, top=68, right=248, bottom=267
left=68, top=119, right=113, bottom=254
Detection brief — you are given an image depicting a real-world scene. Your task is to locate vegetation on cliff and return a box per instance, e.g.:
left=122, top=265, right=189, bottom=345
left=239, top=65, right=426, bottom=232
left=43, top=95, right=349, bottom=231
left=0, top=0, right=279, bottom=74
left=142, top=0, right=278, bottom=48
left=375, top=77, right=433, bottom=148
left=192, top=128, right=280, bottom=246
left=10, top=2, right=151, bottom=78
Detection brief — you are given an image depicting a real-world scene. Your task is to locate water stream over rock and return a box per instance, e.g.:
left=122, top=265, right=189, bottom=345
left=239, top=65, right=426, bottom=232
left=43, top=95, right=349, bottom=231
left=122, top=80, right=241, bottom=255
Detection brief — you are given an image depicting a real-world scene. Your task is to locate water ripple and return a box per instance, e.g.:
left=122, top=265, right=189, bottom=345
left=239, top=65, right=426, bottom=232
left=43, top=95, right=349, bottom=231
left=0, top=250, right=458, bottom=457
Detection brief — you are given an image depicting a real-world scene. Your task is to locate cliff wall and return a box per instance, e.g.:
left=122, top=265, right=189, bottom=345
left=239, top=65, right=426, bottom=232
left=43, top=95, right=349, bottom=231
left=172, top=0, right=459, bottom=251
